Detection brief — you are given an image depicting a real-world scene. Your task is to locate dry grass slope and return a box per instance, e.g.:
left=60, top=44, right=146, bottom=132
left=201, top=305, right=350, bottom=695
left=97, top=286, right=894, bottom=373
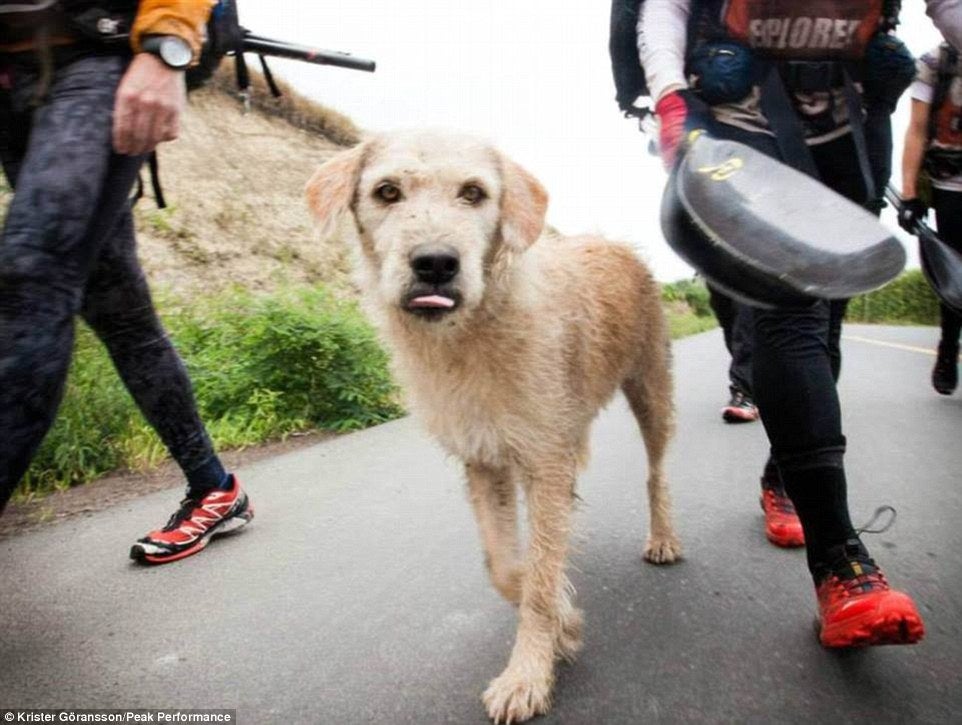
left=133, top=67, right=364, bottom=295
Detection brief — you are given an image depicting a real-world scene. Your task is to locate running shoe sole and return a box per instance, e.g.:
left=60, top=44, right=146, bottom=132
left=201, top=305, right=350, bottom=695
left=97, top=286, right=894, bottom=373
left=722, top=406, right=758, bottom=423
left=129, top=505, right=254, bottom=565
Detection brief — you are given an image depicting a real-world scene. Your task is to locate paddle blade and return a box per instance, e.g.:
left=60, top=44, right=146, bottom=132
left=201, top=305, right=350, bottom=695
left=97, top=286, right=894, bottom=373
left=661, top=134, right=906, bottom=307
left=920, top=229, right=962, bottom=316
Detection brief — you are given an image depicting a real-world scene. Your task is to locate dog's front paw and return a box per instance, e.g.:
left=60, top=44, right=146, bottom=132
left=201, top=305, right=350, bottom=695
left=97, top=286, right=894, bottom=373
left=643, top=534, right=682, bottom=565
left=482, top=667, right=553, bottom=724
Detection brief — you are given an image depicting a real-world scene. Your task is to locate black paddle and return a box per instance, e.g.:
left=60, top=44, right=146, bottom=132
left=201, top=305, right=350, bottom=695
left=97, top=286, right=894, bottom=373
left=661, top=133, right=907, bottom=308
left=885, top=184, right=962, bottom=316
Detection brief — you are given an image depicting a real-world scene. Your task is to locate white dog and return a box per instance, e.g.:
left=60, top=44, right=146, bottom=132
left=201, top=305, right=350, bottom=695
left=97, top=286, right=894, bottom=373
left=307, top=131, right=681, bottom=723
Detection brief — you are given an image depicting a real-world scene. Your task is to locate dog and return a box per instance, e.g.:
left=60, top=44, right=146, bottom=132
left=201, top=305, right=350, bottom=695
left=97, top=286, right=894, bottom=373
left=306, top=131, right=681, bottom=723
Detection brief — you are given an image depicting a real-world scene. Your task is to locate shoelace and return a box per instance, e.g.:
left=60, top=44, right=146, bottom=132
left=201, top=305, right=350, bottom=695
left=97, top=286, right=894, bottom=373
left=855, top=505, right=897, bottom=536
left=828, top=560, right=889, bottom=596
left=163, top=495, right=205, bottom=531
left=821, top=506, right=898, bottom=597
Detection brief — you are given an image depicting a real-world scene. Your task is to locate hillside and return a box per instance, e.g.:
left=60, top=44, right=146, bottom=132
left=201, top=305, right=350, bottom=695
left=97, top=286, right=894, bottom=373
left=0, top=68, right=359, bottom=295
left=132, top=69, right=362, bottom=295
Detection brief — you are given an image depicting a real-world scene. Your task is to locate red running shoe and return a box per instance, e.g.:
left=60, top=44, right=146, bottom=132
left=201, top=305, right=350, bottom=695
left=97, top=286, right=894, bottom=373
left=130, top=475, right=253, bottom=564
left=815, top=541, right=925, bottom=648
left=722, top=388, right=759, bottom=423
left=760, top=486, right=805, bottom=548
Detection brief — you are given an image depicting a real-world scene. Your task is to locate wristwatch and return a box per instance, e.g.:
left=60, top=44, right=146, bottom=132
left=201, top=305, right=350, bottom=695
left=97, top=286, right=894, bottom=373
left=140, top=35, right=193, bottom=70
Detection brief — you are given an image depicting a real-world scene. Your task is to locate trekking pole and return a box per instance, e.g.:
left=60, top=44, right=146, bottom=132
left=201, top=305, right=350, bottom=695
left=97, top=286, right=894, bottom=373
left=241, top=33, right=376, bottom=73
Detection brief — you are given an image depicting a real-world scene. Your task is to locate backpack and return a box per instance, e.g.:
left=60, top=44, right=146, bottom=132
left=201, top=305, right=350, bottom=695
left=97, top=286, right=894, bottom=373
left=608, top=0, right=904, bottom=120
left=186, top=0, right=246, bottom=91
left=608, top=0, right=647, bottom=117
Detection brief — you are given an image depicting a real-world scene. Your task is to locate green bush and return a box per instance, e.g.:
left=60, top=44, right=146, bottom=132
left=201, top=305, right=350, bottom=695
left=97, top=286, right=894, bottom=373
left=661, top=277, right=714, bottom=317
left=18, top=285, right=402, bottom=499
left=846, top=270, right=940, bottom=325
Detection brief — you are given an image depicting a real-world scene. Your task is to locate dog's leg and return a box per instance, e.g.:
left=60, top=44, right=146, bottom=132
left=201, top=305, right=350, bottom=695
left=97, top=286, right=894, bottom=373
left=623, top=366, right=682, bottom=565
left=482, top=458, right=582, bottom=724
left=466, top=462, right=523, bottom=604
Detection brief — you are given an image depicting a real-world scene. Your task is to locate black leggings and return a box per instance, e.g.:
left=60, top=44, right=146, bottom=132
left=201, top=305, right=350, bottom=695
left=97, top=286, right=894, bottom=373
left=932, top=187, right=962, bottom=349
left=0, top=53, right=223, bottom=511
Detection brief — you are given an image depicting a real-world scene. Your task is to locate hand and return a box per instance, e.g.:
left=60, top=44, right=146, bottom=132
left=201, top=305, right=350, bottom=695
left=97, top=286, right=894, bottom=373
left=112, top=53, right=186, bottom=156
left=897, top=197, right=927, bottom=234
left=654, top=89, right=712, bottom=170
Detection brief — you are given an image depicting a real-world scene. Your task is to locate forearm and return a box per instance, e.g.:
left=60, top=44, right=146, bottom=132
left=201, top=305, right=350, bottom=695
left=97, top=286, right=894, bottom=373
left=902, top=99, right=932, bottom=199
left=131, top=0, right=214, bottom=59
left=637, top=0, right=690, bottom=102
left=901, top=132, right=927, bottom=199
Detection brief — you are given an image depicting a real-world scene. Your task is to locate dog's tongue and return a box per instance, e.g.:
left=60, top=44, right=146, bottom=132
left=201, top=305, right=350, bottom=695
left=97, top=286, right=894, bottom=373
left=409, top=295, right=455, bottom=309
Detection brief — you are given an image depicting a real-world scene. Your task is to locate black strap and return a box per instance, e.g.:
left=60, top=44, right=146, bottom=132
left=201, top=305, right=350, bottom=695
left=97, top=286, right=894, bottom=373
left=841, top=66, right=876, bottom=204
left=130, top=152, right=165, bottom=209
left=758, top=63, right=819, bottom=179
left=148, top=150, right=166, bottom=209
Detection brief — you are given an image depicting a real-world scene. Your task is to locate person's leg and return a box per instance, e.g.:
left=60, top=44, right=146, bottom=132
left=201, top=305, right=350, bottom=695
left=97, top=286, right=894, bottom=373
left=0, top=55, right=143, bottom=511
left=710, top=286, right=754, bottom=393
left=931, top=188, right=962, bottom=394
left=763, top=134, right=922, bottom=646
left=79, top=212, right=229, bottom=495
left=82, top=212, right=253, bottom=564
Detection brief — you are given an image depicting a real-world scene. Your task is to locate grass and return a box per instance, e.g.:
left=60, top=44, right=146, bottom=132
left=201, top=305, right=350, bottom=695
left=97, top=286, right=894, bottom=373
left=17, top=284, right=402, bottom=500
left=846, top=270, right=940, bottom=325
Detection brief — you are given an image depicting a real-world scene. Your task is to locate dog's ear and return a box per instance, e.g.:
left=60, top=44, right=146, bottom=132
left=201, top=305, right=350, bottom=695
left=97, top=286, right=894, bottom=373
left=305, top=141, right=369, bottom=237
left=499, top=155, right=548, bottom=251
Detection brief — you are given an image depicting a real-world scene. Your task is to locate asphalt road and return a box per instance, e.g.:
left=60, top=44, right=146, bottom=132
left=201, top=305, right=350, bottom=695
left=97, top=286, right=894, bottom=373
left=1, top=325, right=960, bottom=724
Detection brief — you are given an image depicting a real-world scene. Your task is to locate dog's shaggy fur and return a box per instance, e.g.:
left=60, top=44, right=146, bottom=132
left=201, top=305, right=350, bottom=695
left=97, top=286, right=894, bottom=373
left=306, top=131, right=681, bottom=723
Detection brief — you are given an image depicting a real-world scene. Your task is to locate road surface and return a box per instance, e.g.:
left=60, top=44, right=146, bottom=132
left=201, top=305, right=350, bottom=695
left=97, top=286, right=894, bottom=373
left=1, top=325, right=960, bottom=723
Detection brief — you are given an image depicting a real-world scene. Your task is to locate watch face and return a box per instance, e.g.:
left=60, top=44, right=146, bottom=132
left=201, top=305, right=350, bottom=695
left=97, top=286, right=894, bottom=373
left=160, top=37, right=192, bottom=69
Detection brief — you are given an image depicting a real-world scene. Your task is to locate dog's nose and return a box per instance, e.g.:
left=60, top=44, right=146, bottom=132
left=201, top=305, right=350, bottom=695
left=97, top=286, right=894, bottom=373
left=410, top=244, right=460, bottom=285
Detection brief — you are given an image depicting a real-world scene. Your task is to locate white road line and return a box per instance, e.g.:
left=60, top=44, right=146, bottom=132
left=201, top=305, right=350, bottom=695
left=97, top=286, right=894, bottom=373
left=843, top=334, right=940, bottom=357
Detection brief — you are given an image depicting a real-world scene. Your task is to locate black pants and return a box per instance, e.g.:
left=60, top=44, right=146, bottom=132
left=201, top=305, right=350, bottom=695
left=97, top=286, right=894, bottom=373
left=0, top=53, right=222, bottom=511
left=707, top=283, right=753, bottom=396
left=932, top=187, right=962, bottom=350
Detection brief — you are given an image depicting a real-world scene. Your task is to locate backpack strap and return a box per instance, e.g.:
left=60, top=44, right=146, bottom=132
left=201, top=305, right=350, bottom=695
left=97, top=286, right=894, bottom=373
left=757, top=63, right=819, bottom=179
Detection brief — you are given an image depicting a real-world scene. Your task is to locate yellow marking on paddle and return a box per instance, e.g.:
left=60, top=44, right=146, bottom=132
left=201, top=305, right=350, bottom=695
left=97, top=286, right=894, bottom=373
left=696, top=157, right=744, bottom=181
left=842, top=334, right=954, bottom=358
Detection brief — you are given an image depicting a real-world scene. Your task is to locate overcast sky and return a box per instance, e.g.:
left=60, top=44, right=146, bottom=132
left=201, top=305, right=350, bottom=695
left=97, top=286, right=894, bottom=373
left=236, top=2, right=944, bottom=282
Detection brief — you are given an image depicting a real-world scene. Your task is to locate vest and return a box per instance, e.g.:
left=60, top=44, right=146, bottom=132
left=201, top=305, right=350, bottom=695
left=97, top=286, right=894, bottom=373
left=693, top=0, right=885, bottom=61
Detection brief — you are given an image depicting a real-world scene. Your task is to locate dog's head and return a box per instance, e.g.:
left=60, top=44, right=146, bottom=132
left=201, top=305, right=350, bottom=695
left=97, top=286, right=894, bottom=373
left=305, top=131, right=547, bottom=324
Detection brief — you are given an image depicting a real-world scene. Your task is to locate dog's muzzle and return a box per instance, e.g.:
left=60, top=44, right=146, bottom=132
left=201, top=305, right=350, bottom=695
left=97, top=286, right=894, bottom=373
left=404, top=243, right=462, bottom=319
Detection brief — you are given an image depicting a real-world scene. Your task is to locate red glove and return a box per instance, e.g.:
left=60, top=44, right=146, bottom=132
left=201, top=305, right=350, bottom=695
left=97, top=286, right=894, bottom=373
left=654, top=89, right=712, bottom=169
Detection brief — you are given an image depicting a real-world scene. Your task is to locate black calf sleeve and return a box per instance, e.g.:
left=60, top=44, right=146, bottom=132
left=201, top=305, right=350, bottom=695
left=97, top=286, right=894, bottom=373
left=781, top=466, right=856, bottom=576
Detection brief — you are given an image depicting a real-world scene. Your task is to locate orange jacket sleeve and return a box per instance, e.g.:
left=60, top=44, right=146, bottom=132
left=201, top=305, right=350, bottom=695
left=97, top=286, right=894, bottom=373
left=130, top=0, right=215, bottom=60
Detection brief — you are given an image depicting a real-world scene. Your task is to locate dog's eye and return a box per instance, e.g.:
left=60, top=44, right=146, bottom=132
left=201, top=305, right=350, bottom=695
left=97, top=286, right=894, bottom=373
left=374, top=182, right=402, bottom=204
left=458, top=184, right=487, bottom=205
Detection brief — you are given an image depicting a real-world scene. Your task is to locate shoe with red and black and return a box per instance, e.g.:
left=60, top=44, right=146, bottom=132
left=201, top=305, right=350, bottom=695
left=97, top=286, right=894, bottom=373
left=814, top=539, right=925, bottom=648
left=722, top=388, right=759, bottom=423
left=760, top=483, right=805, bottom=548
left=130, top=475, right=253, bottom=564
